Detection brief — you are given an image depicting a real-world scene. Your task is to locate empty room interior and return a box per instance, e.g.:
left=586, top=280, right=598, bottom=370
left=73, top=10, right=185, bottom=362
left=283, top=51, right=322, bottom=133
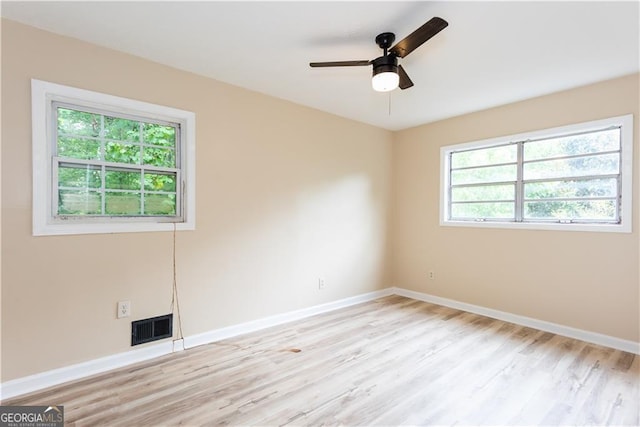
left=1, top=1, right=639, bottom=426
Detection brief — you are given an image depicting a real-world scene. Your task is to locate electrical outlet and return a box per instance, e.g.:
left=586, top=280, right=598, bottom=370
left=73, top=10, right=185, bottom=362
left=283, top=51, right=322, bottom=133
left=117, top=300, right=131, bottom=318
left=318, top=277, right=326, bottom=290
left=429, top=271, right=435, bottom=280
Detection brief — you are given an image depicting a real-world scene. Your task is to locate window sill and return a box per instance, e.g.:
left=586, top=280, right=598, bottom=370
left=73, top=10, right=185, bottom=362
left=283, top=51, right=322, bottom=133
left=440, top=219, right=630, bottom=233
left=33, top=220, right=195, bottom=236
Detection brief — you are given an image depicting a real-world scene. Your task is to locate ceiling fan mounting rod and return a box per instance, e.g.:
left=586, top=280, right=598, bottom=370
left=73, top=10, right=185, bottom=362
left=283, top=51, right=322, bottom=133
left=375, top=32, right=396, bottom=56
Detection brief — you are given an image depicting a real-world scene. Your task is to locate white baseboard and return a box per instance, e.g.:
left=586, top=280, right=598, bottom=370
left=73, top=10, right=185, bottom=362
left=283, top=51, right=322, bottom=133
left=392, top=287, right=640, bottom=355
left=3, top=285, right=636, bottom=400
left=172, top=339, right=185, bottom=352
left=184, top=288, right=394, bottom=349
left=0, top=341, right=173, bottom=401
left=1, top=288, right=393, bottom=400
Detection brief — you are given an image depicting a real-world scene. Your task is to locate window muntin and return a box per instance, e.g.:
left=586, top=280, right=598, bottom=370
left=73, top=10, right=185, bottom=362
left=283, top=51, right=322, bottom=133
left=32, top=79, right=196, bottom=236
left=522, top=128, right=620, bottom=161
left=450, top=163, right=517, bottom=186
left=441, top=115, right=633, bottom=232
left=450, top=144, right=517, bottom=168
left=54, top=104, right=180, bottom=219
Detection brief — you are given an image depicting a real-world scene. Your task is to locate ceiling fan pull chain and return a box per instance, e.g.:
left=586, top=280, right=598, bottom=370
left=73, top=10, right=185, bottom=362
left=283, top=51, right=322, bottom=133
left=388, top=92, right=392, bottom=116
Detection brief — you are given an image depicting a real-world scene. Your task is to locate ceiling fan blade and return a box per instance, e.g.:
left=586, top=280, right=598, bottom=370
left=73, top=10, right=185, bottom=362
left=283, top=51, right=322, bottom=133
left=390, top=17, right=448, bottom=58
left=398, top=65, right=414, bottom=90
left=309, top=60, right=371, bottom=68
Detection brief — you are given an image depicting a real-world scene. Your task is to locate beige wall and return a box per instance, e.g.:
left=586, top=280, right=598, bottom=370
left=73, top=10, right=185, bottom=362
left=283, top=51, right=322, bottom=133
left=1, top=20, right=392, bottom=381
left=392, top=73, right=640, bottom=342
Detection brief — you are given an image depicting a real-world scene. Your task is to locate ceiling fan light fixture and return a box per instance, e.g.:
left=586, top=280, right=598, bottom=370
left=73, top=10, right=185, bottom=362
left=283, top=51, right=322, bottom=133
left=372, top=70, right=399, bottom=92
left=371, top=58, right=399, bottom=92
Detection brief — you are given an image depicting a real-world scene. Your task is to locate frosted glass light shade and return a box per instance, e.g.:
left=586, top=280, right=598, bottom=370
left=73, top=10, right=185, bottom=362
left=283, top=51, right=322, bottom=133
left=372, top=71, right=399, bottom=92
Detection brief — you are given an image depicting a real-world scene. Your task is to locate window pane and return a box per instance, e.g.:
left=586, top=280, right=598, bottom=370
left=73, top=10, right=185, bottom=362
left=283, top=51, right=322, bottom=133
left=525, top=178, right=618, bottom=200
left=524, top=128, right=620, bottom=161
left=451, top=184, right=514, bottom=202
left=104, top=116, right=140, bottom=142
left=145, top=194, right=176, bottom=215
left=57, top=108, right=100, bottom=138
left=451, top=164, right=517, bottom=185
left=58, top=190, right=101, bottom=215
left=524, top=200, right=616, bottom=220
left=105, top=169, right=141, bottom=190
left=144, top=172, right=176, bottom=192
left=523, top=153, right=619, bottom=180
left=58, top=137, right=101, bottom=160
left=105, top=142, right=140, bottom=164
left=143, top=147, right=175, bottom=168
left=59, top=164, right=101, bottom=188
left=451, top=144, right=516, bottom=169
left=143, top=123, right=176, bottom=147
left=451, top=202, right=515, bottom=219
left=106, top=192, right=141, bottom=215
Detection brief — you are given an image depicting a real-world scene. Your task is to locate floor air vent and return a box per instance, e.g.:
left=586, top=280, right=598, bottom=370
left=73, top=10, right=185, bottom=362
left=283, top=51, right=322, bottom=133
left=131, top=314, right=173, bottom=346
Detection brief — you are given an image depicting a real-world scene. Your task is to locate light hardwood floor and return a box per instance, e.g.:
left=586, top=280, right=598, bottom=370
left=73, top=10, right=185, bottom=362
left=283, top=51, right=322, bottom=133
left=3, top=295, right=639, bottom=426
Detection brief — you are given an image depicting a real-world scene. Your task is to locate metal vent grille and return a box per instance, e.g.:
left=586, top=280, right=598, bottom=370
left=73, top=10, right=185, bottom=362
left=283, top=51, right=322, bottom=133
left=131, top=314, right=173, bottom=346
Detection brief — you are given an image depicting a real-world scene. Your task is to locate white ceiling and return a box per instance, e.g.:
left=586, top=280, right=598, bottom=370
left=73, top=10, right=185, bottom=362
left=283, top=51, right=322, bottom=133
left=2, top=1, right=639, bottom=131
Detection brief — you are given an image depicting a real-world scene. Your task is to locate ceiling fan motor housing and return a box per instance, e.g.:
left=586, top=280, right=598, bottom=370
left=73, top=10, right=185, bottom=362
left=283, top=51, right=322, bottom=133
left=371, top=55, right=398, bottom=77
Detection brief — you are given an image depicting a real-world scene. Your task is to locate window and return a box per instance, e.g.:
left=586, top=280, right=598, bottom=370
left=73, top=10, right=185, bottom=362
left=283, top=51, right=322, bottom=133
left=32, top=79, right=196, bottom=236
left=440, top=115, right=633, bottom=232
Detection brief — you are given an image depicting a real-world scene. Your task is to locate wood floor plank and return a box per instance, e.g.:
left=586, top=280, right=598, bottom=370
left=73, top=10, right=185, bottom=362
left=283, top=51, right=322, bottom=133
left=2, top=296, right=638, bottom=426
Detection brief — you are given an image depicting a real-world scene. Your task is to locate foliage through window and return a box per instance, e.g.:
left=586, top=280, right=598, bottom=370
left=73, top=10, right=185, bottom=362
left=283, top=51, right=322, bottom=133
left=32, top=79, right=196, bottom=236
left=441, top=115, right=633, bottom=232
left=56, top=105, right=180, bottom=217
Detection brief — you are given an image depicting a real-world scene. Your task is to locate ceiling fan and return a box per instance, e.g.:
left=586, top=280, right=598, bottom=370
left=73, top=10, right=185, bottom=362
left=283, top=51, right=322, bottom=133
left=310, top=17, right=448, bottom=92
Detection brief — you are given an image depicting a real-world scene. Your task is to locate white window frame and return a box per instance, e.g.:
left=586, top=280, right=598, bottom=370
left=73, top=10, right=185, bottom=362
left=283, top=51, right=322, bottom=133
left=32, top=79, right=196, bottom=236
left=440, top=114, right=633, bottom=233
